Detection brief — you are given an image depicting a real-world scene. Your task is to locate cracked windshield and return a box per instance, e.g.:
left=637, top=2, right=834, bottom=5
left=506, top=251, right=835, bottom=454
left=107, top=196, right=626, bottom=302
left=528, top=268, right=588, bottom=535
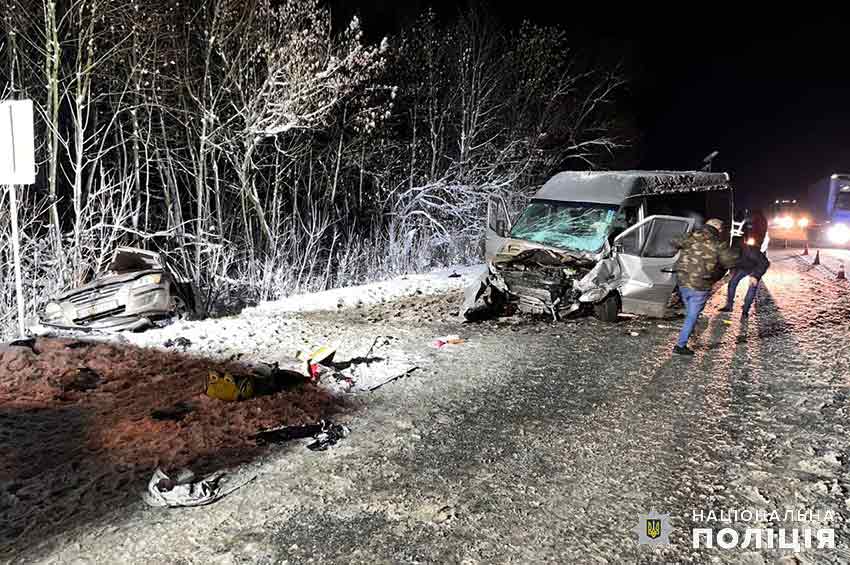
left=509, top=201, right=618, bottom=252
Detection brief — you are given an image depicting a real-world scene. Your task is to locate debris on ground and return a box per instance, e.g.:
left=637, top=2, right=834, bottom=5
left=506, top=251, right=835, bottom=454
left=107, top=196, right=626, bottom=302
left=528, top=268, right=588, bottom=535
left=50, top=367, right=103, bottom=394
left=297, top=345, right=337, bottom=381
left=204, top=360, right=312, bottom=401
left=205, top=369, right=255, bottom=401
left=254, top=420, right=351, bottom=451
left=307, top=423, right=351, bottom=451
left=343, top=361, right=417, bottom=392
left=235, top=359, right=311, bottom=392
left=143, top=467, right=256, bottom=508
left=0, top=340, right=36, bottom=359
left=282, top=337, right=418, bottom=394
left=431, top=335, right=465, bottom=349
left=9, top=337, right=37, bottom=353
left=336, top=336, right=417, bottom=392
left=163, top=337, right=193, bottom=350
left=150, top=401, right=195, bottom=422
left=301, top=345, right=336, bottom=366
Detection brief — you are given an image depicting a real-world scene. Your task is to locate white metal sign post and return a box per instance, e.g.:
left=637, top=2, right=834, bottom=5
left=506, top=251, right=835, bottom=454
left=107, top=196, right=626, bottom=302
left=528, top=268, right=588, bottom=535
left=0, top=100, right=36, bottom=337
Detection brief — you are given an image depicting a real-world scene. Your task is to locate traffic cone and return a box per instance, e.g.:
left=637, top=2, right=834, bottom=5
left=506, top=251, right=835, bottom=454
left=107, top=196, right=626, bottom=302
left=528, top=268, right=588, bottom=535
left=838, top=263, right=846, bottom=280
left=803, top=242, right=809, bottom=256
left=813, top=250, right=820, bottom=265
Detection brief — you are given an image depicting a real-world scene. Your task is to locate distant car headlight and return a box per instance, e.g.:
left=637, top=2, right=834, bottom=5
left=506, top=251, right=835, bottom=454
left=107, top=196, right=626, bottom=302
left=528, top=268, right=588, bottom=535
left=797, top=217, right=810, bottom=228
left=778, top=216, right=794, bottom=229
left=131, top=273, right=162, bottom=288
left=746, top=237, right=756, bottom=246
left=827, top=223, right=850, bottom=245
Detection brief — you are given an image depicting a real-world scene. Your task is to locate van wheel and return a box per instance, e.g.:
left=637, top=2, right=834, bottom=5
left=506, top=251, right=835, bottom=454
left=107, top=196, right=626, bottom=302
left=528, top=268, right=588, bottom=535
left=593, top=293, right=620, bottom=322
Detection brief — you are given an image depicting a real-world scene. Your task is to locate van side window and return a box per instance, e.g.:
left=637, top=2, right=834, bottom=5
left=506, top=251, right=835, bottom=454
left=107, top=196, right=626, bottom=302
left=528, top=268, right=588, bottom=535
left=617, top=228, right=642, bottom=255
left=642, top=218, right=691, bottom=258
left=617, top=217, right=690, bottom=257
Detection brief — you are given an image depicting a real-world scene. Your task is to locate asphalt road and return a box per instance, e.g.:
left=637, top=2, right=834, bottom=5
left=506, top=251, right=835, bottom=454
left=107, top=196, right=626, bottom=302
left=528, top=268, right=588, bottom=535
left=14, top=249, right=850, bottom=564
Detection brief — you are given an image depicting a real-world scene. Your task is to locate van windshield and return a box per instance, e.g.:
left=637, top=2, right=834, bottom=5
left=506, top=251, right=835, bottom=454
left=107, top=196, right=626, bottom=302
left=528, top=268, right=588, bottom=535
left=509, top=201, right=618, bottom=253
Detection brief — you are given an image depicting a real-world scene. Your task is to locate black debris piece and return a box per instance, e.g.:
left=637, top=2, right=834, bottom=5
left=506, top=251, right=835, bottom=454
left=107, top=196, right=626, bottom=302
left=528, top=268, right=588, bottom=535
left=9, top=338, right=37, bottom=353
left=306, top=423, right=350, bottom=451
left=150, top=401, right=194, bottom=422
left=163, top=337, right=193, bottom=350
left=248, top=363, right=310, bottom=394
left=52, top=367, right=103, bottom=394
left=254, top=420, right=350, bottom=451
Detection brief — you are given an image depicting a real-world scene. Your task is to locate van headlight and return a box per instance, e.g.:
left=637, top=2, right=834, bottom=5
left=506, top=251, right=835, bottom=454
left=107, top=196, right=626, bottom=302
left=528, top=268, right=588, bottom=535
left=131, top=274, right=162, bottom=288
left=827, top=224, right=850, bottom=245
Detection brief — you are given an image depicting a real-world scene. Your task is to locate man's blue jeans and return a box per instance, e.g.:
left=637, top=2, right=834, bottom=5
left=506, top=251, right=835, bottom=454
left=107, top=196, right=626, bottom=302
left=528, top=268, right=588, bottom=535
left=677, top=286, right=711, bottom=348
left=725, top=269, right=758, bottom=315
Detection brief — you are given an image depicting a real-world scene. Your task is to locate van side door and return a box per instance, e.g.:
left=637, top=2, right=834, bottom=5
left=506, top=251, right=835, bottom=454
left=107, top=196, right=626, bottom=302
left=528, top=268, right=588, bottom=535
left=613, top=215, right=695, bottom=317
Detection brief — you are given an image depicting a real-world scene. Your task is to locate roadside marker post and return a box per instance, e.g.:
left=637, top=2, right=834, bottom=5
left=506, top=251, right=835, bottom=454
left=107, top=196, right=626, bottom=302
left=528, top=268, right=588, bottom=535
left=0, top=99, right=36, bottom=337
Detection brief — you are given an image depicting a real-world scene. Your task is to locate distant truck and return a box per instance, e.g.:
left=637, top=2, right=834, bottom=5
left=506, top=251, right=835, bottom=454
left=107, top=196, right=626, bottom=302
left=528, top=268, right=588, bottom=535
left=808, top=174, right=850, bottom=246
left=767, top=198, right=810, bottom=245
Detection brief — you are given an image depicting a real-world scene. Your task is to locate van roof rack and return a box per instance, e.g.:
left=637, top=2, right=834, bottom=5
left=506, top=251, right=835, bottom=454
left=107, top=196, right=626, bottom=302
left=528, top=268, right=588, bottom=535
left=535, top=170, right=731, bottom=204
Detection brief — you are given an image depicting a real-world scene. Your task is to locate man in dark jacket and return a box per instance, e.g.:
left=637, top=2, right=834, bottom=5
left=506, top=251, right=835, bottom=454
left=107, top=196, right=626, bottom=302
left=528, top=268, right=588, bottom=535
left=671, top=218, right=739, bottom=356
left=719, top=241, right=770, bottom=319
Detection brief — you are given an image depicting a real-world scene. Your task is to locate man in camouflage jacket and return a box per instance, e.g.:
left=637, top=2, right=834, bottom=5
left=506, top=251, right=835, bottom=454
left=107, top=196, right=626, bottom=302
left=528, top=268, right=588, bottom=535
left=671, top=218, right=739, bottom=355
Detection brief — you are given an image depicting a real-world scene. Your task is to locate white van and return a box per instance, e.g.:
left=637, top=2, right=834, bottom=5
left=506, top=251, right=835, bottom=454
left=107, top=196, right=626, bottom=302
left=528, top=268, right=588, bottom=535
left=463, top=171, right=734, bottom=321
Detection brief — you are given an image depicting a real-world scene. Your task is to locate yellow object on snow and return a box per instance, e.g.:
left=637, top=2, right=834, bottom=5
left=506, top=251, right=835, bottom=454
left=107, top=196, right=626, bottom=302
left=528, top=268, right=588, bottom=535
left=296, top=345, right=337, bottom=374
left=305, top=345, right=336, bottom=365
left=205, top=370, right=255, bottom=401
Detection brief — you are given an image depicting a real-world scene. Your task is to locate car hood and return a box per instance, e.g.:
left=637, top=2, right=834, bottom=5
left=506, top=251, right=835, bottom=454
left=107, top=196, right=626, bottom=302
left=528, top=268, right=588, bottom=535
left=52, top=269, right=163, bottom=302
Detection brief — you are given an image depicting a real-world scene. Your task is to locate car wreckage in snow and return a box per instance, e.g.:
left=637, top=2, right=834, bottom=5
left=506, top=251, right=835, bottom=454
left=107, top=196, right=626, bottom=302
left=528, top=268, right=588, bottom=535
left=462, top=171, right=734, bottom=322
left=38, top=247, right=197, bottom=332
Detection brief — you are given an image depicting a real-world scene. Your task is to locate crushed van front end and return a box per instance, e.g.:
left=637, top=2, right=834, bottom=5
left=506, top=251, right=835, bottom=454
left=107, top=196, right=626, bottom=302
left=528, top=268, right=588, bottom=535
left=462, top=245, right=610, bottom=321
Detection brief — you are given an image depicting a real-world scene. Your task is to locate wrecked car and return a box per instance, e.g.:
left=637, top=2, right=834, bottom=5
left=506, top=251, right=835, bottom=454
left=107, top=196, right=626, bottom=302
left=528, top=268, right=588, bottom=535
left=38, top=247, right=196, bottom=331
left=463, top=171, right=733, bottom=322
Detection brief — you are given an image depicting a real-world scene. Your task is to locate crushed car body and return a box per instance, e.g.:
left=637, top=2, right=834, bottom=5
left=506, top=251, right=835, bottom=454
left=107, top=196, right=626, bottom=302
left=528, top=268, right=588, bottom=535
left=463, top=171, right=733, bottom=322
left=38, top=247, right=196, bottom=332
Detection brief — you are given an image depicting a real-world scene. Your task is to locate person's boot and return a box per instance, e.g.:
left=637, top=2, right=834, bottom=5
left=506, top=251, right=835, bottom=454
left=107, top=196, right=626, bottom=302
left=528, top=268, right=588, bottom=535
left=673, top=345, right=695, bottom=356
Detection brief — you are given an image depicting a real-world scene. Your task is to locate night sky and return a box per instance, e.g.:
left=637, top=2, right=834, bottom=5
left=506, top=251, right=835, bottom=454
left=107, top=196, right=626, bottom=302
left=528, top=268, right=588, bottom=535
left=330, top=2, right=850, bottom=207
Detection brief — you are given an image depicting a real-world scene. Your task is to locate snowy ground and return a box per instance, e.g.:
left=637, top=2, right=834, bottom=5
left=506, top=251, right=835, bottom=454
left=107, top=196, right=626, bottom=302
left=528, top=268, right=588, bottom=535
left=121, top=264, right=483, bottom=365
left=804, top=246, right=850, bottom=279
left=3, top=252, right=850, bottom=564
left=245, top=265, right=483, bottom=316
